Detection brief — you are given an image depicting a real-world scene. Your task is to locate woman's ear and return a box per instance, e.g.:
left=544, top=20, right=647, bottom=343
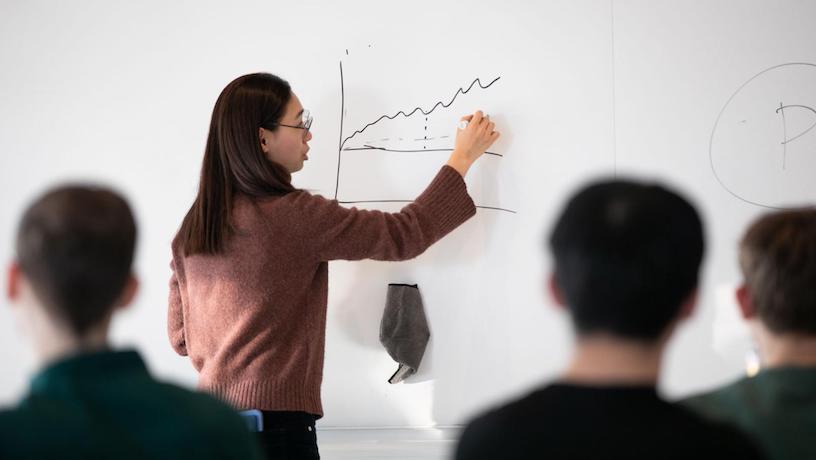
left=259, top=128, right=271, bottom=154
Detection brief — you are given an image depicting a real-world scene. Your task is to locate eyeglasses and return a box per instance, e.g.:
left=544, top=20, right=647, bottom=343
left=275, top=109, right=313, bottom=138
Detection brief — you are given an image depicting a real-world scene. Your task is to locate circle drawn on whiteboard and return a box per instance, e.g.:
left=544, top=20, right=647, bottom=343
left=710, top=63, right=816, bottom=209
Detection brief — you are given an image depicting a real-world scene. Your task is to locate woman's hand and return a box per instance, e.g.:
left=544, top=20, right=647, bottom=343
left=446, top=110, right=500, bottom=177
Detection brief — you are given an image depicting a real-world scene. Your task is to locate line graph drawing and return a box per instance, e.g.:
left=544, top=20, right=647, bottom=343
left=339, top=75, right=501, bottom=150
left=709, top=62, right=816, bottom=209
left=334, top=58, right=515, bottom=213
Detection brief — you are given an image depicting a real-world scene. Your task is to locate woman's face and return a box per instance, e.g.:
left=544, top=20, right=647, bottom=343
left=259, top=93, right=312, bottom=173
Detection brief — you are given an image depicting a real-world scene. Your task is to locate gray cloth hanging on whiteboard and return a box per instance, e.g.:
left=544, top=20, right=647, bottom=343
left=379, top=283, right=430, bottom=384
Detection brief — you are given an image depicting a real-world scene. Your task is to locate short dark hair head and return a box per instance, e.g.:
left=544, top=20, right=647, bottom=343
left=739, top=209, right=816, bottom=334
left=548, top=180, right=705, bottom=341
left=15, top=185, right=137, bottom=336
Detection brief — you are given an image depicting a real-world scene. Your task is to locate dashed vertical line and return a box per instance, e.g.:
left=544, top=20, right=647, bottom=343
left=424, top=117, right=428, bottom=149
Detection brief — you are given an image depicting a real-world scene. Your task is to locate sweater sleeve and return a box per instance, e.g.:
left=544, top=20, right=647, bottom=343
left=167, top=258, right=188, bottom=356
left=299, top=166, right=476, bottom=262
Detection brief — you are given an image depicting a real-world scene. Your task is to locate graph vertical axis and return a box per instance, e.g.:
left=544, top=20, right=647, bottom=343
left=334, top=61, right=345, bottom=200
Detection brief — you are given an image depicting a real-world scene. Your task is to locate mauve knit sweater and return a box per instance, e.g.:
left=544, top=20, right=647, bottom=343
left=168, top=166, right=475, bottom=416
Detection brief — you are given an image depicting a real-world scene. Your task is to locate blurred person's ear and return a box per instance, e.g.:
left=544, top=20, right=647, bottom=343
left=677, top=288, right=699, bottom=320
left=114, top=274, right=139, bottom=312
left=735, top=284, right=756, bottom=320
left=7, top=261, right=21, bottom=304
left=548, top=273, right=566, bottom=310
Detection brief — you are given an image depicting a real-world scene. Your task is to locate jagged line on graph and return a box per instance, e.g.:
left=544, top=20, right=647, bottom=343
left=340, top=76, right=501, bottom=149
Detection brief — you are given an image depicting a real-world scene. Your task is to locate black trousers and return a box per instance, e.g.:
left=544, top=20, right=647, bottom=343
left=254, top=411, right=319, bottom=460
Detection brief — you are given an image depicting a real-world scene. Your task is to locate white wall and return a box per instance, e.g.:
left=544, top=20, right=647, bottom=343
left=1, top=0, right=814, bottom=427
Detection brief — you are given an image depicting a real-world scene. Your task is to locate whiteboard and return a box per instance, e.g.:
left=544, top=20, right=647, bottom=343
left=0, top=0, right=814, bottom=427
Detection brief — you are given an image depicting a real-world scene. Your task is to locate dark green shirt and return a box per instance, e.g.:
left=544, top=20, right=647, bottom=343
left=683, top=366, right=816, bottom=460
left=0, top=350, right=263, bottom=460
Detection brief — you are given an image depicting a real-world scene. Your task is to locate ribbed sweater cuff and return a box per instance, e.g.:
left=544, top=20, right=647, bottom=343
left=415, top=165, right=477, bottom=235
left=203, top=380, right=323, bottom=417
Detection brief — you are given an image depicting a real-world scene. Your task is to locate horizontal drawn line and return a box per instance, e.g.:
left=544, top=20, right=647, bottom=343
left=344, top=145, right=503, bottom=157
left=340, top=76, right=501, bottom=149
left=474, top=205, right=518, bottom=213
left=338, top=199, right=516, bottom=214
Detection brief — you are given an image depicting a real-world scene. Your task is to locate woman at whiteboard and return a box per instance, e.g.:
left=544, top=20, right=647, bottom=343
left=167, top=73, right=499, bottom=459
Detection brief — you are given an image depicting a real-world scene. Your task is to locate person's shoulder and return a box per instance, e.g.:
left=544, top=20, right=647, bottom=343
left=456, top=408, right=508, bottom=460
left=668, top=399, right=766, bottom=458
left=466, top=385, right=556, bottom=426
left=457, top=386, right=556, bottom=458
left=0, top=397, right=46, bottom=426
left=681, top=375, right=752, bottom=420
left=254, top=190, right=331, bottom=209
left=0, top=406, right=25, bottom=431
left=252, top=190, right=342, bottom=224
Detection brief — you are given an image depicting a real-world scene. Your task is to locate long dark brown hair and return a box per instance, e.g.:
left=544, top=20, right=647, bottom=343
left=178, top=73, right=296, bottom=256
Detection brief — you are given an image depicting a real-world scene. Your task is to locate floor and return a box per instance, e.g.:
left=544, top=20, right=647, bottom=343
left=318, top=427, right=462, bottom=460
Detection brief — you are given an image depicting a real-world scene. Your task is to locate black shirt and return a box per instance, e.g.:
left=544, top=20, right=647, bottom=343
left=456, top=383, right=766, bottom=460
